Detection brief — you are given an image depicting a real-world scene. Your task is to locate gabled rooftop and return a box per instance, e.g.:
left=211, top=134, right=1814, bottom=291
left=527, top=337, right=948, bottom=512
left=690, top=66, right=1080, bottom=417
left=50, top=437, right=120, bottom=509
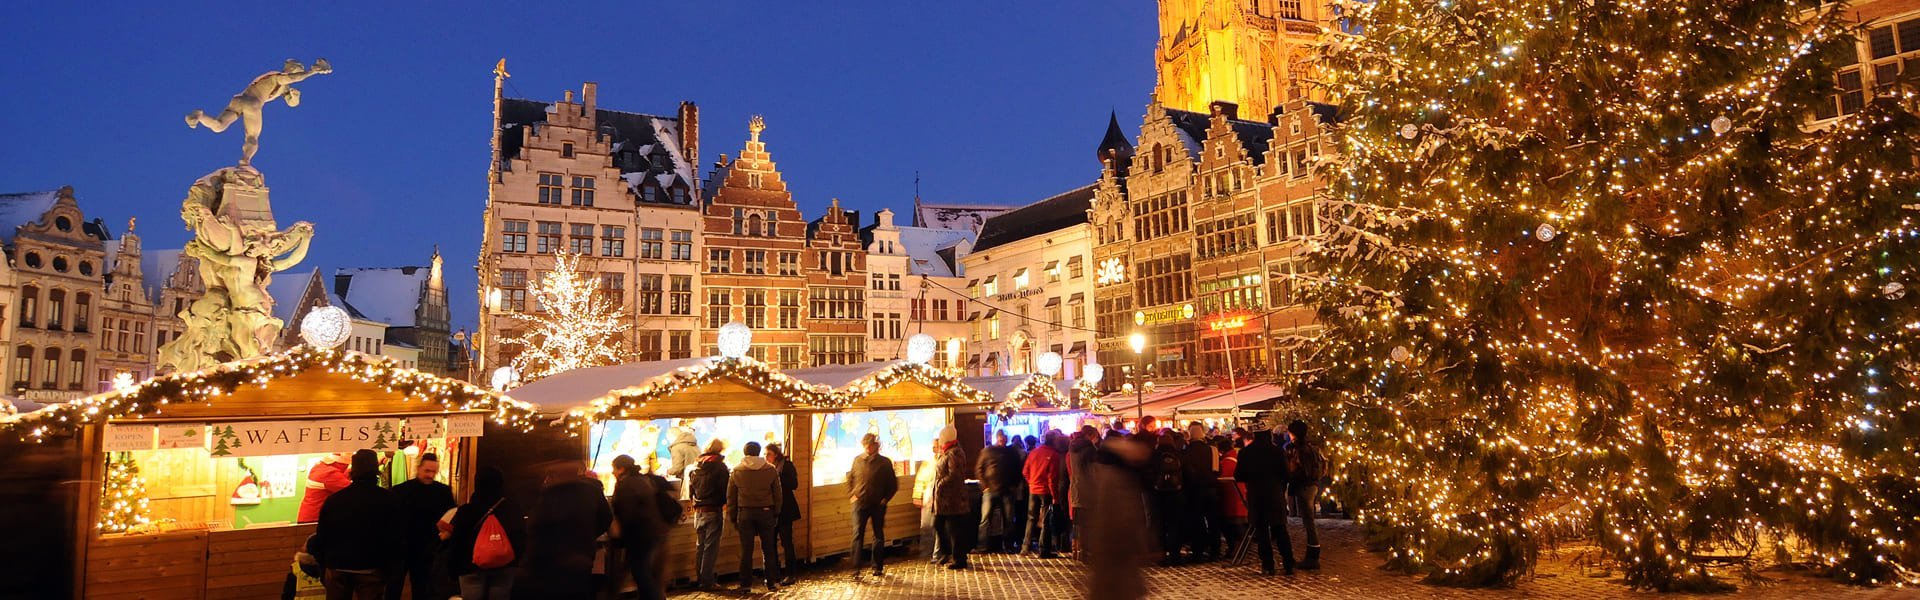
left=971, top=184, right=1095, bottom=254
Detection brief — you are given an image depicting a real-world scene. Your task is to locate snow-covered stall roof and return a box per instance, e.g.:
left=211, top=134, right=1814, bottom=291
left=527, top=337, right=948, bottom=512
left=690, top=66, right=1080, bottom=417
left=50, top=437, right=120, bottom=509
left=786, top=361, right=993, bottom=408
left=508, top=356, right=717, bottom=414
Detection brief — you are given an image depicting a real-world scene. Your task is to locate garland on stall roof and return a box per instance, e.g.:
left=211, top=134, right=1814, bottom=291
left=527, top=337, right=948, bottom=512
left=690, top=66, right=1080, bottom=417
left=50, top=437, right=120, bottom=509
left=1073, top=378, right=1111, bottom=413
left=0, top=346, right=541, bottom=443
left=563, top=357, right=833, bottom=430
left=998, top=375, right=1066, bottom=416
left=830, top=361, right=991, bottom=408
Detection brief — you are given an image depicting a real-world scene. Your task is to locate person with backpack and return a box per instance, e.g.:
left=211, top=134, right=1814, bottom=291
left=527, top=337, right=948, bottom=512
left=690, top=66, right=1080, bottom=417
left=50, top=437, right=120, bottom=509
left=686, top=439, right=730, bottom=590
left=1148, top=432, right=1187, bottom=565
left=445, top=466, right=525, bottom=600
left=766, top=443, right=802, bottom=585
left=1236, top=429, right=1295, bottom=575
left=611, top=454, right=671, bottom=600
left=1287, top=420, right=1326, bottom=570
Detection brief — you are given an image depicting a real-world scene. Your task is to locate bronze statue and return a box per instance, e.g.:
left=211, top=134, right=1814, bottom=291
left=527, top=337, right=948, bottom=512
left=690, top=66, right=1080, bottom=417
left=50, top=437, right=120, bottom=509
left=186, top=58, right=333, bottom=167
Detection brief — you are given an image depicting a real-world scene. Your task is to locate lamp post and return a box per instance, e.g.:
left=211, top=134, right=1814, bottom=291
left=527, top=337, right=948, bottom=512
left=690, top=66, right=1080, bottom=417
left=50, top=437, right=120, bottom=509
left=1129, top=332, right=1147, bottom=423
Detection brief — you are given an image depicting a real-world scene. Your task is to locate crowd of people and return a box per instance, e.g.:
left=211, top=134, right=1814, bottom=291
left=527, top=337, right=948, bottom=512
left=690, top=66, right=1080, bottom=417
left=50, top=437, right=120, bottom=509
left=284, top=416, right=1325, bottom=600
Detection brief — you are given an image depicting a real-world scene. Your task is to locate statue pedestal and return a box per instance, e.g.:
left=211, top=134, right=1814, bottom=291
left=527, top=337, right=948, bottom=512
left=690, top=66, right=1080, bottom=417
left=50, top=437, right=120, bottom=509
left=219, top=177, right=277, bottom=232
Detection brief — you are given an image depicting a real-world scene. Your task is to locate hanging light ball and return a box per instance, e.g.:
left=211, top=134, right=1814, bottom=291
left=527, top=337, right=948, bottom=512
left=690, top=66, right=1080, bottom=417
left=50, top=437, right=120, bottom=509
left=1884, top=282, right=1906, bottom=300
left=905, top=333, right=938, bottom=364
left=1083, top=363, right=1105, bottom=385
left=1535, top=223, right=1558, bottom=242
left=717, top=322, right=754, bottom=359
left=1038, top=352, right=1064, bottom=377
left=1710, top=115, right=1733, bottom=135
left=490, top=366, right=518, bottom=391
left=1391, top=345, right=1412, bottom=363
left=1400, top=124, right=1419, bottom=139
left=300, top=305, right=352, bottom=349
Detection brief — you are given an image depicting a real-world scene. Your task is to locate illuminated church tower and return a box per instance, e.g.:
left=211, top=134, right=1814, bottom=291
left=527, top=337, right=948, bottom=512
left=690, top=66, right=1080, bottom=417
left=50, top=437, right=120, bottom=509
left=1154, top=0, right=1326, bottom=116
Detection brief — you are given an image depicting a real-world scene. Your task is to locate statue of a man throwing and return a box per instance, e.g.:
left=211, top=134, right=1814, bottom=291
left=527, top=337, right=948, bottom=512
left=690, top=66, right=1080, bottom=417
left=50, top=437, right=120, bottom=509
left=186, top=58, right=333, bottom=166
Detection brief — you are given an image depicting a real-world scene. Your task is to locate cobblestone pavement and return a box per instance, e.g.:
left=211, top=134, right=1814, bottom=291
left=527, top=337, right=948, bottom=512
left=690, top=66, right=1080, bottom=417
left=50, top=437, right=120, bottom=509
left=669, top=519, right=1920, bottom=599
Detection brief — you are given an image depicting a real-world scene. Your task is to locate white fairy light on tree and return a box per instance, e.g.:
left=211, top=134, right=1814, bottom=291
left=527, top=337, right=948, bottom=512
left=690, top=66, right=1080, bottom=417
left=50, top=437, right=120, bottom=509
left=502, top=252, right=629, bottom=381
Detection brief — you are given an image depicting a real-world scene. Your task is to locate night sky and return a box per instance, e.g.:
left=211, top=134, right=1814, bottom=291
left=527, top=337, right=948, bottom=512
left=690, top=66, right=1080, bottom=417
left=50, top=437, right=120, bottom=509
left=0, top=1, right=1156, bottom=331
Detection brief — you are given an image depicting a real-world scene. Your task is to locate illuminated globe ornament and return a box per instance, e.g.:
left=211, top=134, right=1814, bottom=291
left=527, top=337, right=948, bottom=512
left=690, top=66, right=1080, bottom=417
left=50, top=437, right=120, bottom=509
left=1082, top=363, right=1105, bottom=385
left=717, top=322, right=753, bottom=359
left=1400, top=124, right=1419, bottom=139
left=1391, top=345, right=1412, bottom=363
left=1535, top=223, right=1558, bottom=242
left=490, top=366, right=518, bottom=391
left=300, top=305, right=352, bottom=349
left=905, top=333, right=937, bottom=364
left=1037, top=351, right=1063, bottom=377
left=1885, top=282, right=1907, bottom=300
left=1711, top=115, right=1732, bottom=135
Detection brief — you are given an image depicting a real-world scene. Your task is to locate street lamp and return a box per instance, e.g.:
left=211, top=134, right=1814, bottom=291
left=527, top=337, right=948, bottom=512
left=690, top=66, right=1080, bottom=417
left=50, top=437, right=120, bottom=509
left=1128, top=332, right=1147, bottom=423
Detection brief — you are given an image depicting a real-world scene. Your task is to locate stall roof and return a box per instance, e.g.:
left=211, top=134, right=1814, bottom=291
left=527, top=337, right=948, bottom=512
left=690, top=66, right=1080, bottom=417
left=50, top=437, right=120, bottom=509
left=963, top=375, right=1065, bottom=403
left=1101, top=382, right=1214, bottom=416
left=510, top=356, right=715, bottom=413
left=786, top=361, right=993, bottom=409
left=1171, top=384, right=1287, bottom=417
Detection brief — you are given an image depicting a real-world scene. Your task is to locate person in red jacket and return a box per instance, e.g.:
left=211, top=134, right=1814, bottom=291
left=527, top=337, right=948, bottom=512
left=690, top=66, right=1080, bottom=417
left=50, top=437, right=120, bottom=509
left=1215, top=437, right=1247, bottom=559
left=1021, top=430, right=1065, bottom=558
left=298, top=453, right=352, bottom=523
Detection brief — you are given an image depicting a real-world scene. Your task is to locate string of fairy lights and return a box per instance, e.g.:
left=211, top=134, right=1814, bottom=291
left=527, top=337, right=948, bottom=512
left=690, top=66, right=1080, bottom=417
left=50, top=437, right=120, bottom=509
left=1306, top=0, right=1920, bottom=589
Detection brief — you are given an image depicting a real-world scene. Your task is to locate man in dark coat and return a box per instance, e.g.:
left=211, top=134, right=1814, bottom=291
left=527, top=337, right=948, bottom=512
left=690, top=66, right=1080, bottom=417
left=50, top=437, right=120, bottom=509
left=524, top=462, right=612, bottom=600
left=767, top=443, right=802, bottom=585
left=611, top=455, right=667, bottom=600
left=846, top=433, right=898, bottom=578
left=1235, top=429, right=1296, bottom=575
left=387, top=452, right=455, bottom=600
left=687, top=439, right=730, bottom=589
left=312, top=450, right=401, bottom=600
left=1180, top=424, right=1222, bottom=562
left=974, top=430, right=1024, bottom=553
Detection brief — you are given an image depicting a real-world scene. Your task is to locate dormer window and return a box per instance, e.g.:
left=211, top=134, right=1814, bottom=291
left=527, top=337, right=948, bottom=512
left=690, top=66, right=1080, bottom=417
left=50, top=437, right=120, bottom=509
left=561, top=142, right=575, bottom=158
left=642, top=185, right=659, bottom=203
left=24, top=253, right=41, bottom=269
left=671, top=187, right=688, bottom=204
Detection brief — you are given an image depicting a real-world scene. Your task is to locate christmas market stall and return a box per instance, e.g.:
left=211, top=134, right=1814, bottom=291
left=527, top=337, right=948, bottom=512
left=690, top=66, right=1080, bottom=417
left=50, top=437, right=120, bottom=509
left=500, top=325, right=832, bottom=584
left=969, top=371, right=1108, bottom=443
left=784, top=336, right=994, bottom=562
left=1169, top=383, right=1288, bottom=429
left=0, top=346, right=536, bottom=600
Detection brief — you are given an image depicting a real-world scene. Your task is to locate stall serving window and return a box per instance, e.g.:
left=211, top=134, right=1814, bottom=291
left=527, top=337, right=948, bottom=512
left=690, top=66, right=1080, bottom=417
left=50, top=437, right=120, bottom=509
left=99, top=414, right=480, bottom=535
left=588, top=415, right=789, bottom=492
left=810, top=408, right=946, bottom=499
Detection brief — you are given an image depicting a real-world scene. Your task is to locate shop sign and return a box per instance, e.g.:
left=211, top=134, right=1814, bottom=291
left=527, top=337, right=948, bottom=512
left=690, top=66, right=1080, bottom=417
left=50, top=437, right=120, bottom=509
left=158, top=423, right=207, bottom=449
left=445, top=413, right=485, bottom=437
left=1208, top=316, right=1249, bottom=331
left=1157, top=347, right=1186, bottom=361
left=994, top=287, right=1045, bottom=302
left=103, top=424, right=155, bottom=452
left=208, top=418, right=403, bottom=458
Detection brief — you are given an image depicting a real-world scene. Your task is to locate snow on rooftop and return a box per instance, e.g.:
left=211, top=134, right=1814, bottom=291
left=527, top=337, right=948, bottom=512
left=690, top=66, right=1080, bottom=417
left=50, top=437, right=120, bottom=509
left=266, top=268, right=319, bottom=325
left=140, top=248, right=183, bottom=302
left=898, top=227, right=975, bottom=277
left=336, top=267, right=428, bottom=327
left=510, top=357, right=718, bottom=413
left=0, top=191, right=58, bottom=245
left=913, top=203, right=1013, bottom=232
left=648, top=119, right=696, bottom=186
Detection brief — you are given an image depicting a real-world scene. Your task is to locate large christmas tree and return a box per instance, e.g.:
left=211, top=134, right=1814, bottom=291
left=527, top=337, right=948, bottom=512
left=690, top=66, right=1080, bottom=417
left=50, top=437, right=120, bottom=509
left=503, top=251, right=630, bottom=381
left=1305, top=0, right=1920, bottom=589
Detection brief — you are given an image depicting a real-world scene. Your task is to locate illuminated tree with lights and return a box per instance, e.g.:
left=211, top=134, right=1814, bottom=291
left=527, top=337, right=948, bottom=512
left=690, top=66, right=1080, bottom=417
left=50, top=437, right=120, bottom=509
left=503, top=252, right=629, bottom=381
left=1305, top=0, right=1920, bottom=589
left=99, top=453, right=151, bottom=534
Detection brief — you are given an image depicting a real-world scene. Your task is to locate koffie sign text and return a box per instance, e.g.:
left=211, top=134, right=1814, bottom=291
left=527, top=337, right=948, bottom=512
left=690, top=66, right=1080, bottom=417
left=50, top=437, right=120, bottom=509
left=208, top=418, right=401, bottom=457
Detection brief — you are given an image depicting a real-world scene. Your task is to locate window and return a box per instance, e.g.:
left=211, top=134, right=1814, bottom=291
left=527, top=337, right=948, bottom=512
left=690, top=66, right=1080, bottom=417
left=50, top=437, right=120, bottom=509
left=571, top=176, right=596, bottom=207
left=48, top=290, right=65, bottom=331
left=933, top=299, right=950, bottom=321
left=41, top=347, right=59, bottom=389
left=1136, top=255, right=1193, bottom=308
left=763, top=211, right=778, bottom=237
left=777, top=252, right=800, bottom=276
left=638, top=331, right=663, bottom=362
left=670, top=230, right=693, bottom=260
left=744, top=290, right=767, bottom=328
left=499, top=269, right=529, bottom=312
left=1068, top=256, right=1084, bottom=279
left=1047, top=301, right=1062, bottom=331
left=133, top=323, right=145, bottom=354
left=640, top=229, right=665, bottom=259
left=981, top=277, right=998, bottom=298
left=601, top=226, right=626, bottom=257
left=912, top=298, right=927, bottom=322
left=778, top=345, right=803, bottom=370
left=1047, top=262, right=1061, bottom=283
left=670, top=276, right=693, bottom=315
left=745, top=250, right=768, bottom=275
left=19, top=286, right=36, bottom=328
left=669, top=331, right=692, bottom=359
left=989, top=316, right=1001, bottom=339
left=100, top=319, right=117, bottom=351
left=778, top=290, right=802, bottom=329
left=733, top=208, right=745, bottom=235
left=1070, top=297, right=1086, bottom=329
left=638, top=275, right=663, bottom=314
left=74, top=293, right=90, bottom=333
left=887, top=273, right=901, bottom=291
left=747, top=213, right=764, bottom=237
left=117, top=319, right=129, bottom=352
left=501, top=220, right=529, bottom=253
left=538, top=173, right=563, bottom=204
left=670, top=187, right=688, bottom=204
left=809, top=335, right=865, bottom=366
left=707, top=289, right=731, bottom=329
left=561, top=142, right=574, bottom=158
left=12, top=346, right=29, bottom=387
left=536, top=222, right=562, bottom=254
left=569, top=224, right=595, bottom=254
left=642, top=185, right=659, bottom=204
left=808, top=287, right=864, bottom=320
left=1269, top=260, right=1305, bottom=305
left=1289, top=203, right=1317, bottom=238
left=707, top=249, right=731, bottom=274
left=600, top=273, right=625, bottom=306
left=749, top=173, right=763, bottom=189
left=1014, top=269, right=1030, bottom=290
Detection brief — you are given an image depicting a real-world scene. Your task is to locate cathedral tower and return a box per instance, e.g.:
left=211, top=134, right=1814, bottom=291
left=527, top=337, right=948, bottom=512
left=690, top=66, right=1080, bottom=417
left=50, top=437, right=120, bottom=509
left=1154, top=0, right=1325, bottom=115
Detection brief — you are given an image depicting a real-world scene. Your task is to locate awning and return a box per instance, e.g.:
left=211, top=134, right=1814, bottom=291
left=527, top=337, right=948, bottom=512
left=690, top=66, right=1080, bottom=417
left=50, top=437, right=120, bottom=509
left=1044, top=297, right=1061, bottom=307
left=966, top=354, right=982, bottom=367
left=967, top=278, right=979, bottom=288
left=1102, top=383, right=1214, bottom=416
left=985, top=354, right=999, bottom=366
left=1066, top=342, right=1085, bottom=358
left=1069, top=292, right=1085, bottom=304
left=1013, top=268, right=1027, bottom=277
left=983, top=309, right=999, bottom=319
left=1172, top=384, right=1288, bottom=418
left=1050, top=344, right=1064, bottom=356
left=983, top=275, right=997, bottom=284
left=1045, top=260, right=1059, bottom=272
left=1067, top=256, right=1082, bottom=265
left=967, top=311, right=982, bottom=322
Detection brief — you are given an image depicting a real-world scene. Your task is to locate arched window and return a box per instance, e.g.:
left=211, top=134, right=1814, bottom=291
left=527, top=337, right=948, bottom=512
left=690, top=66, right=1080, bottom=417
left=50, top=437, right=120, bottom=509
left=47, top=289, right=65, bottom=331
left=746, top=214, right=764, bottom=237
left=74, top=293, right=90, bottom=333
left=19, top=286, right=37, bottom=328
left=41, top=347, right=59, bottom=389
left=12, top=346, right=32, bottom=388
left=68, top=349, right=84, bottom=391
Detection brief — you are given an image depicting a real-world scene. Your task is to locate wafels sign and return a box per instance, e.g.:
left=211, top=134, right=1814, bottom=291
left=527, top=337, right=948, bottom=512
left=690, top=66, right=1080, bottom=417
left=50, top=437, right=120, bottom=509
left=105, top=414, right=484, bottom=457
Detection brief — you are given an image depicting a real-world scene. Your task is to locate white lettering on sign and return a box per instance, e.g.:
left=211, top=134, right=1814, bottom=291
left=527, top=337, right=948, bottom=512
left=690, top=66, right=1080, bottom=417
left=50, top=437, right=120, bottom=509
left=103, top=424, right=156, bottom=452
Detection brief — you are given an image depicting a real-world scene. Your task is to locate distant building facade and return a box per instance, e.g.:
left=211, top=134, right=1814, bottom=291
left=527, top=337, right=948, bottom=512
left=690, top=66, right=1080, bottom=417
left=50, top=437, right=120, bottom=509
left=961, top=186, right=1099, bottom=382
left=699, top=117, right=822, bottom=369
left=333, top=249, right=453, bottom=375
left=862, top=208, right=976, bottom=369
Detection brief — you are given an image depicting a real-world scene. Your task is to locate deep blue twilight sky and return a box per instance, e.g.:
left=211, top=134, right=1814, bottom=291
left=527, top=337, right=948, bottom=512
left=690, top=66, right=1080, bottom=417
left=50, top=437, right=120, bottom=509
left=0, top=1, right=1156, bottom=331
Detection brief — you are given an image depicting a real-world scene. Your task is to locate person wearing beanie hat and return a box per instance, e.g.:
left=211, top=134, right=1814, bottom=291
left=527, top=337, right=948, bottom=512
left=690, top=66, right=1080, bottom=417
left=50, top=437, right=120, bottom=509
left=312, top=448, right=402, bottom=598
left=930, top=424, right=973, bottom=569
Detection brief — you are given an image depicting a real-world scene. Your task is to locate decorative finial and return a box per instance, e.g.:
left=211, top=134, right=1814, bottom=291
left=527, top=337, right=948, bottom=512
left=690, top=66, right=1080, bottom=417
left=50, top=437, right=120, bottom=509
left=126, top=217, right=137, bottom=233
left=748, top=115, right=766, bottom=142
left=493, top=58, right=510, bottom=79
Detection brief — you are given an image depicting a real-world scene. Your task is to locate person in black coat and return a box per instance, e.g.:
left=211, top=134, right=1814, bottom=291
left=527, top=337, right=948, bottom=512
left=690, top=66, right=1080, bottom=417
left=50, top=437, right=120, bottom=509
left=312, top=449, right=401, bottom=600
left=445, top=466, right=525, bottom=600
left=387, top=452, right=455, bottom=600
left=974, top=430, right=1025, bottom=553
left=524, top=462, right=612, bottom=600
left=611, top=455, right=667, bottom=600
left=1234, top=429, right=1295, bottom=575
left=767, top=443, right=802, bottom=585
